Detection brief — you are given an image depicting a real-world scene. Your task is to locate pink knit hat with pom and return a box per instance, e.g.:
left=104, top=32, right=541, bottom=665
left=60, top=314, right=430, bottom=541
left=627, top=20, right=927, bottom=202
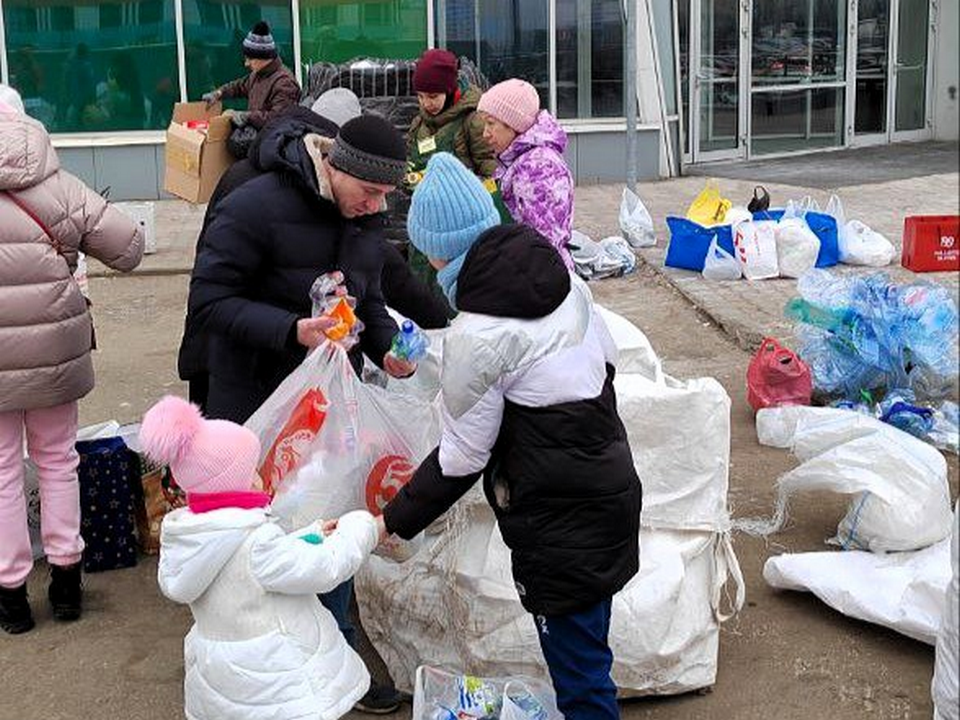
left=477, top=79, right=541, bottom=134
left=139, top=396, right=261, bottom=495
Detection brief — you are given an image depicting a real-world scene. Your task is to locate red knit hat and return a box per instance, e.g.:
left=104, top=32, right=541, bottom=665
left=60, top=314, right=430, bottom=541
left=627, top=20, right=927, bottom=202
left=414, top=49, right=459, bottom=95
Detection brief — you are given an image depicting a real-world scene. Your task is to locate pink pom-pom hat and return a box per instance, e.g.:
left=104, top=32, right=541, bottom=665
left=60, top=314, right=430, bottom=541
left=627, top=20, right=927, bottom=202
left=139, top=396, right=262, bottom=495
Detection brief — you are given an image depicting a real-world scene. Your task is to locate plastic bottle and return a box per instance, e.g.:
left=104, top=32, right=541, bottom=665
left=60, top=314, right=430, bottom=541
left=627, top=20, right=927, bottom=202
left=390, top=320, right=429, bottom=362
left=505, top=688, right=548, bottom=720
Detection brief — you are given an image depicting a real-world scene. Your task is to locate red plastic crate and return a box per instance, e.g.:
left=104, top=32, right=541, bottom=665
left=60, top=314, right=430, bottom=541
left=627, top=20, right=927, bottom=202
left=902, top=215, right=960, bottom=272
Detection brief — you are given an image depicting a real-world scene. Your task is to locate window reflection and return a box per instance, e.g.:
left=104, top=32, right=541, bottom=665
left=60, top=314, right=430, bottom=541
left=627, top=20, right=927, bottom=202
left=3, top=0, right=178, bottom=132
left=556, top=0, right=625, bottom=119
left=299, top=0, right=426, bottom=64
left=436, top=0, right=550, bottom=108
left=752, top=0, right=846, bottom=85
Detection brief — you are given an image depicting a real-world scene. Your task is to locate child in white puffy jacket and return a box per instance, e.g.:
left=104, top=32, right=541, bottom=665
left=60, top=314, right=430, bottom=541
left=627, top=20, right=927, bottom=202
left=139, top=396, right=378, bottom=720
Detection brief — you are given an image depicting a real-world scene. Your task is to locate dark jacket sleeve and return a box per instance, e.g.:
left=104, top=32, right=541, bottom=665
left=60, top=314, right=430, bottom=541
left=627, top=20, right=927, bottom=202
left=383, top=448, right=481, bottom=539
left=218, top=74, right=250, bottom=100
left=188, top=195, right=299, bottom=353
left=379, top=241, right=451, bottom=330
left=247, top=73, right=301, bottom=129
left=356, top=270, right=399, bottom=369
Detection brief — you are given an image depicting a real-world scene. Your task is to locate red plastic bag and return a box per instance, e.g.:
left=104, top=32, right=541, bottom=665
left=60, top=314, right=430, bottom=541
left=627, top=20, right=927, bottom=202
left=746, top=338, right=812, bottom=412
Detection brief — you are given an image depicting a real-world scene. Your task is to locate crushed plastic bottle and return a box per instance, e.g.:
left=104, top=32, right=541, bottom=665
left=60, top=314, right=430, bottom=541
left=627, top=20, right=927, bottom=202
left=390, top=319, right=429, bottom=362
left=505, top=688, right=548, bottom=720
left=456, top=675, right=501, bottom=720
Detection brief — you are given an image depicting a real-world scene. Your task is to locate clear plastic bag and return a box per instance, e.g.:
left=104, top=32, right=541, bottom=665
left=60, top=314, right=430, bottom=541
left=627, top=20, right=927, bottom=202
left=701, top=235, right=742, bottom=281
left=825, top=195, right=895, bottom=267
left=619, top=188, right=655, bottom=248
left=775, top=218, right=820, bottom=279
left=412, top=666, right=561, bottom=720
left=245, top=343, right=440, bottom=562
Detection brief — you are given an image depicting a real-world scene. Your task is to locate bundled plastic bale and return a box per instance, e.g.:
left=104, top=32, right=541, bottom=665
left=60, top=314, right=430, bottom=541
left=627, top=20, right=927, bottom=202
left=763, top=536, right=952, bottom=645
left=933, top=504, right=959, bottom=720
left=742, top=406, right=952, bottom=553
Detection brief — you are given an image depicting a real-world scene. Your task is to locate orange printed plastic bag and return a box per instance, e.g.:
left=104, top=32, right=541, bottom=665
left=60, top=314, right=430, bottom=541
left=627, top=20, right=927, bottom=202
left=258, top=388, right=329, bottom=495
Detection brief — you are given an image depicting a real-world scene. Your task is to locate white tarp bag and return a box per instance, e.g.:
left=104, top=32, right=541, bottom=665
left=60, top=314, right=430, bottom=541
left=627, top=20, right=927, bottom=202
left=702, top=236, right=742, bottom=281
left=412, top=665, right=561, bottom=720
left=245, top=343, right=440, bottom=559
left=933, top=504, right=959, bottom=720
left=741, top=406, right=952, bottom=553
left=570, top=230, right=637, bottom=280
left=356, top=308, right=744, bottom=697
left=825, top=195, right=895, bottom=267
left=764, top=538, right=951, bottom=645
left=619, top=188, right=656, bottom=248
left=733, top=220, right=779, bottom=280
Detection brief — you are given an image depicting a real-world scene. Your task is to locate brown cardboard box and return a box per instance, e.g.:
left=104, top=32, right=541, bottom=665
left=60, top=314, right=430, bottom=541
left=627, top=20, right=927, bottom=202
left=164, top=101, right=234, bottom=204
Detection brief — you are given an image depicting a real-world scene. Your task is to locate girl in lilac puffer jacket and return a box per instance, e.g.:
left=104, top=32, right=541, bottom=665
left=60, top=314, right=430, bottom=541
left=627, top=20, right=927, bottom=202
left=478, top=79, right=574, bottom=270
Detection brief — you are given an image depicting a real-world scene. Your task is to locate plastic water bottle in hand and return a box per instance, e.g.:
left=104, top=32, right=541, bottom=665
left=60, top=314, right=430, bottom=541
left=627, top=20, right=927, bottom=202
left=390, top=320, right=429, bottom=362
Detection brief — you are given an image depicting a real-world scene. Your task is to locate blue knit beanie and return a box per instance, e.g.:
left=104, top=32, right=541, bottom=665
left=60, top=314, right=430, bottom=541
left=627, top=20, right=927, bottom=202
left=407, top=153, right=500, bottom=262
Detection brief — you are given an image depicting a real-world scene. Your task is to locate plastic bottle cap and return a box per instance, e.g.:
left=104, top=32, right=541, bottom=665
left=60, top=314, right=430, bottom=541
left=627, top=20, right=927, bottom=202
left=401, top=320, right=414, bottom=333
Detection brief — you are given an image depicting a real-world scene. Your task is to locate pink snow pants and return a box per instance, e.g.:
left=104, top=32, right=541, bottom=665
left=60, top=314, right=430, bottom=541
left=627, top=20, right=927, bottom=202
left=0, top=402, right=84, bottom=588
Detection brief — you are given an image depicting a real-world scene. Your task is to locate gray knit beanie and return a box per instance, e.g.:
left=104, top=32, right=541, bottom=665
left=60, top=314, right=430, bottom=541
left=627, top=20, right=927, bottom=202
left=328, top=115, right=407, bottom=186
left=311, top=88, right=362, bottom=128
left=243, top=21, right=278, bottom=60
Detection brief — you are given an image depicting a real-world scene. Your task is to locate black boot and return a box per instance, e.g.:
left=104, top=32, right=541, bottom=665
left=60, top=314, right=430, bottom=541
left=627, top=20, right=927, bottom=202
left=0, top=583, right=35, bottom=634
left=49, top=562, right=83, bottom=621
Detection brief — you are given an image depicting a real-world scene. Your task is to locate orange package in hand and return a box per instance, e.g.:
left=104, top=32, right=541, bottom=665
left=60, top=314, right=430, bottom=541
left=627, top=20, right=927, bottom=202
left=258, top=388, right=329, bottom=495
left=323, top=298, right=358, bottom=341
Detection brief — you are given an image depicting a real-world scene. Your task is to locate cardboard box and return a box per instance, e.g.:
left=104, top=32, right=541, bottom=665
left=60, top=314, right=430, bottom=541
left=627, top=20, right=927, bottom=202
left=902, top=215, right=960, bottom=273
left=114, top=201, right=156, bottom=254
left=164, top=102, right=233, bottom=204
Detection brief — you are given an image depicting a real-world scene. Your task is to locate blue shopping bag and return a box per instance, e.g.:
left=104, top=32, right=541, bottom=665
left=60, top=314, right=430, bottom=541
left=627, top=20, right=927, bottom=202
left=664, top=216, right=736, bottom=272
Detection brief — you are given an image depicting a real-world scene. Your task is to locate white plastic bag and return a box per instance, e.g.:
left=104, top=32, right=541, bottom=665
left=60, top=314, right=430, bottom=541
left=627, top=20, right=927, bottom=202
left=724, top=205, right=753, bottom=229
left=933, top=504, right=959, bottom=719
left=619, top=188, right=656, bottom=248
left=570, top=230, right=636, bottom=279
left=734, top=220, right=780, bottom=280
left=775, top=218, right=820, bottom=278
left=741, top=406, right=953, bottom=553
left=702, top=236, right=742, bottom=281
left=764, top=537, right=951, bottom=645
left=245, top=343, right=441, bottom=561
left=825, top=194, right=895, bottom=266
left=840, top=219, right=896, bottom=267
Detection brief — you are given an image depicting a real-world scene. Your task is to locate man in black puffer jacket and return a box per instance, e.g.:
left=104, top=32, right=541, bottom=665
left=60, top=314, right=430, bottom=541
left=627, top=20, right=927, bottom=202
left=375, top=154, right=642, bottom=719
left=180, top=101, right=449, bottom=412
left=189, top=114, right=416, bottom=424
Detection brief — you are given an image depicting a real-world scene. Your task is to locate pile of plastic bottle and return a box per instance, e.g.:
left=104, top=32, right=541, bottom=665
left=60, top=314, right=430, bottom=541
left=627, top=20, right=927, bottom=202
left=429, top=675, right=549, bottom=720
left=785, top=270, right=959, bottom=402
left=832, top=390, right=959, bottom=454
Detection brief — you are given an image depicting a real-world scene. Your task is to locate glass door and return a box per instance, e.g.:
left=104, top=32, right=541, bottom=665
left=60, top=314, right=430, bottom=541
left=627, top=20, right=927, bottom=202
left=853, top=0, right=932, bottom=144
left=853, top=0, right=891, bottom=142
left=892, top=0, right=931, bottom=139
left=690, top=0, right=743, bottom=161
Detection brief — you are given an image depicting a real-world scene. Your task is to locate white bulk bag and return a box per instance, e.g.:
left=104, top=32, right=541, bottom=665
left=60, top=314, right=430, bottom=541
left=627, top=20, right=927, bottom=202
left=764, top=538, right=951, bottom=645
left=356, top=308, right=744, bottom=697
left=744, top=406, right=953, bottom=553
left=933, top=504, right=959, bottom=720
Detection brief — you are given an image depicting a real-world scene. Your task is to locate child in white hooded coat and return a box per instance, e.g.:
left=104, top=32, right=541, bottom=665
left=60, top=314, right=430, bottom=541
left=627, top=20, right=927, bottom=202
left=140, top=395, right=379, bottom=720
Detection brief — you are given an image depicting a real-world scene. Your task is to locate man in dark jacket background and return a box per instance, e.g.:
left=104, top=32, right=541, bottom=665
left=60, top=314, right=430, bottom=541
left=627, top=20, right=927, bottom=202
left=189, top=114, right=415, bottom=425
left=201, top=20, right=300, bottom=131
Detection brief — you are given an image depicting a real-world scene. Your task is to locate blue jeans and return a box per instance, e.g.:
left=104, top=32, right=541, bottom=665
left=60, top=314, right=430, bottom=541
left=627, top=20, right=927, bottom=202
left=319, top=579, right=356, bottom=649
left=534, top=599, right=619, bottom=720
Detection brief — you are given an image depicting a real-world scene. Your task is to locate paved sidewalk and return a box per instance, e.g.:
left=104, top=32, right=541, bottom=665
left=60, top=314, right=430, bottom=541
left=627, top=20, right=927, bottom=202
left=97, top=143, right=960, bottom=353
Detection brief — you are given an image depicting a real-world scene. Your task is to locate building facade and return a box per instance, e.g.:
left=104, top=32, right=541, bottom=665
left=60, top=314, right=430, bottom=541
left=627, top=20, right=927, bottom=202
left=0, top=0, right=955, bottom=200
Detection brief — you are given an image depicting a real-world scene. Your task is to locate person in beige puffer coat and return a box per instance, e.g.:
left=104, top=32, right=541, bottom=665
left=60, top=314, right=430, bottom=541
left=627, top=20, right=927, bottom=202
left=0, top=85, right=144, bottom=635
